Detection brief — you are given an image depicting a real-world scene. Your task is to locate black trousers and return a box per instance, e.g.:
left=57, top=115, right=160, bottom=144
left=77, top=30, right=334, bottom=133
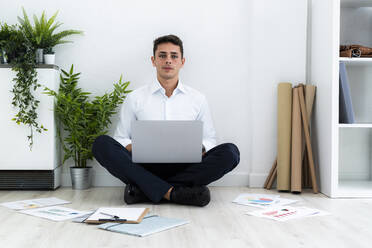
left=92, top=135, right=240, bottom=203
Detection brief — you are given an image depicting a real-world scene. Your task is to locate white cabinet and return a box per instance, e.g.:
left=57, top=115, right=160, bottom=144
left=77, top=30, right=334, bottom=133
left=0, top=65, right=61, bottom=189
left=311, top=0, right=372, bottom=197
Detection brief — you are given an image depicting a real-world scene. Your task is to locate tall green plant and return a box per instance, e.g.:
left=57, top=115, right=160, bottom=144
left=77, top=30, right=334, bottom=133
left=44, top=65, right=131, bottom=167
left=18, top=7, right=83, bottom=52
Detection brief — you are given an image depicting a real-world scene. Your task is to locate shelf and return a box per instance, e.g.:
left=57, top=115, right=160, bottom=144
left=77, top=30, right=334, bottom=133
left=337, top=180, right=372, bottom=197
left=339, top=123, right=372, bottom=128
left=341, top=0, right=372, bottom=8
left=0, top=64, right=59, bottom=70
left=339, top=57, right=372, bottom=66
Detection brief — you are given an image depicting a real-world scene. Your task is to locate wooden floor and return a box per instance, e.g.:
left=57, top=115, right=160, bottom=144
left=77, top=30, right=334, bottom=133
left=0, top=187, right=372, bottom=248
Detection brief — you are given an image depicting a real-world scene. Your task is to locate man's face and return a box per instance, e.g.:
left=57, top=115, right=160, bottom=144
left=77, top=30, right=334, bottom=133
left=151, top=42, right=185, bottom=81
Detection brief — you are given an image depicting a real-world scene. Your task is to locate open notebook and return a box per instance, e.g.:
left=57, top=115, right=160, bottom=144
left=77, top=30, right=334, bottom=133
left=85, top=207, right=149, bottom=224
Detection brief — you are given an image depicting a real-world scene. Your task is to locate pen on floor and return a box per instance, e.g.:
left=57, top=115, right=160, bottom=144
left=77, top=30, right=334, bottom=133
left=98, top=218, right=127, bottom=222
left=100, top=212, right=120, bottom=219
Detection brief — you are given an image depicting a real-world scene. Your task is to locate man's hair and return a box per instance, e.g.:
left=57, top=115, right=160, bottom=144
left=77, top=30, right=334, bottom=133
left=153, top=34, right=184, bottom=58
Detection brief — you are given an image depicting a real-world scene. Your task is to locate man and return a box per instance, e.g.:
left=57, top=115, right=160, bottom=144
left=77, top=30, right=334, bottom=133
left=92, top=35, right=240, bottom=207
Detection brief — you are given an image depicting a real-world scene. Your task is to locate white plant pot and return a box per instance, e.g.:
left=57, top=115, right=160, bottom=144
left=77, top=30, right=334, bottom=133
left=44, top=54, right=55, bottom=65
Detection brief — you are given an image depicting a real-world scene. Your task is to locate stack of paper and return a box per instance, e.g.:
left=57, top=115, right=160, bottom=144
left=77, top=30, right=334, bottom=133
left=232, top=193, right=298, bottom=208
left=246, top=206, right=329, bottom=222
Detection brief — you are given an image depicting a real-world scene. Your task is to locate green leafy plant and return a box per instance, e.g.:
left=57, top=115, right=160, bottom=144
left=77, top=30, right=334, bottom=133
left=0, top=22, right=46, bottom=149
left=0, top=8, right=83, bottom=149
left=0, top=23, right=22, bottom=63
left=17, top=7, right=83, bottom=52
left=44, top=47, right=54, bottom=54
left=0, top=23, right=12, bottom=61
left=44, top=65, right=131, bottom=168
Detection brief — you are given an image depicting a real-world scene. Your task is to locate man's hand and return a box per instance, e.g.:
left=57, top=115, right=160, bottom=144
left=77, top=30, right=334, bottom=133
left=125, top=144, right=132, bottom=152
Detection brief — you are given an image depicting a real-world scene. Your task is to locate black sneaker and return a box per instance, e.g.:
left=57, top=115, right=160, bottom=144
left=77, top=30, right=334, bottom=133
left=124, top=184, right=150, bottom=204
left=170, top=186, right=210, bottom=207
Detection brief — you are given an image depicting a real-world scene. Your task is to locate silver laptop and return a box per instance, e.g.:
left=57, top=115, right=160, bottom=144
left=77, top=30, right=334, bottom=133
left=132, top=120, right=203, bottom=163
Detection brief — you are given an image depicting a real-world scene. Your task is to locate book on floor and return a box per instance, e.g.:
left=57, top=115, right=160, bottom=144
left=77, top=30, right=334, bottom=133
left=98, top=215, right=189, bottom=237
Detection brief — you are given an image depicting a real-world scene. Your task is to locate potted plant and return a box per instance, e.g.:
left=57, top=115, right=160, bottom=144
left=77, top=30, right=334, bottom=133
left=2, top=7, right=83, bottom=149
left=0, top=21, right=47, bottom=149
left=43, top=47, right=55, bottom=65
left=44, top=65, right=131, bottom=189
left=0, top=23, right=6, bottom=63
left=17, top=7, right=83, bottom=64
left=0, top=23, right=16, bottom=64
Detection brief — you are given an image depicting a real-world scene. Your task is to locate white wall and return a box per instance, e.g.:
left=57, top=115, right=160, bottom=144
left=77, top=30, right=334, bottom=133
left=0, top=0, right=307, bottom=187
left=247, top=1, right=308, bottom=186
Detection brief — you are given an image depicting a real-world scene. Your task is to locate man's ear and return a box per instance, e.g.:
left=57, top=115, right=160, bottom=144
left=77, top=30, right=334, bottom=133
left=151, top=56, right=155, bottom=66
left=181, top=57, right=186, bottom=67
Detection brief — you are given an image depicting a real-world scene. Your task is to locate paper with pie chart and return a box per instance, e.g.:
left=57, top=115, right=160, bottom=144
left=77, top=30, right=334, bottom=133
left=232, top=194, right=298, bottom=208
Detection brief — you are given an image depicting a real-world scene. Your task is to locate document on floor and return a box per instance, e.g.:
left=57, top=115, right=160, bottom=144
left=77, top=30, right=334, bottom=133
left=85, top=207, right=150, bottom=224
left=0, top=197, right=70, bottom=210
left=246, top=206, right=330, bottom=222
left=98, top=215, right=190, bottom=237
left=20, top=206, right=91, bottom=221
left=71, top=212, right=96, bottom=223
left=233, top=193, right=298, bottom=208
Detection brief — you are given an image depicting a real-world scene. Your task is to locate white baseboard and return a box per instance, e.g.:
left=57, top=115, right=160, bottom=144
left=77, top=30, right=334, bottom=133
left=248, top=173, right=271, bottom=187
left=61, top=171, right=250, bottom=187
left=210, top=172, right=249, bottom=186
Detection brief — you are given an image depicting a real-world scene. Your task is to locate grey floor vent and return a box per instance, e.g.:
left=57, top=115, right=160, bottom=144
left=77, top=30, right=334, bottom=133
left=0, top=168, right=61, bottom=190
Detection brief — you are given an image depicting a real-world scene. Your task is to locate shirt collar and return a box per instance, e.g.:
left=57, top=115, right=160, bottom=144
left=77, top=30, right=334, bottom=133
left=150, top=78, right=187, bottom=95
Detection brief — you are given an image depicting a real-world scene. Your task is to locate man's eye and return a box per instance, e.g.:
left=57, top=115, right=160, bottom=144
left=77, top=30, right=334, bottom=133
left=159, top=54, right=166, bottom=58
left=171, top=55, right=178, bottom=59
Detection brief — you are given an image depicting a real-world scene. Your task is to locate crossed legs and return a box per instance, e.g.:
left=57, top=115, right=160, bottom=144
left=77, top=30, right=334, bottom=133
left=92, top=135, right=240, bottom=203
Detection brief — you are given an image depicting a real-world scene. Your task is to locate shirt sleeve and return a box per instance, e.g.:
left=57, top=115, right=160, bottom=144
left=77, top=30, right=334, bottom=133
left=113, top=93, right=136, bottom=148
left=197, top=96, right=217, bottom=152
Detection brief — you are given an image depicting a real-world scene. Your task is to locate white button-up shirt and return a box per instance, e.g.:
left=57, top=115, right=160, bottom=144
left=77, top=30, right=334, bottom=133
left=113, top=79, right=217, bottom=152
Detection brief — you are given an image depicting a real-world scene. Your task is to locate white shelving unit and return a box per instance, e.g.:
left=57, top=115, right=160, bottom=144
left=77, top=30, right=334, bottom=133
left=310, top=0, right=372, bottom=197
left=0, top=65, right=61, bottom=189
